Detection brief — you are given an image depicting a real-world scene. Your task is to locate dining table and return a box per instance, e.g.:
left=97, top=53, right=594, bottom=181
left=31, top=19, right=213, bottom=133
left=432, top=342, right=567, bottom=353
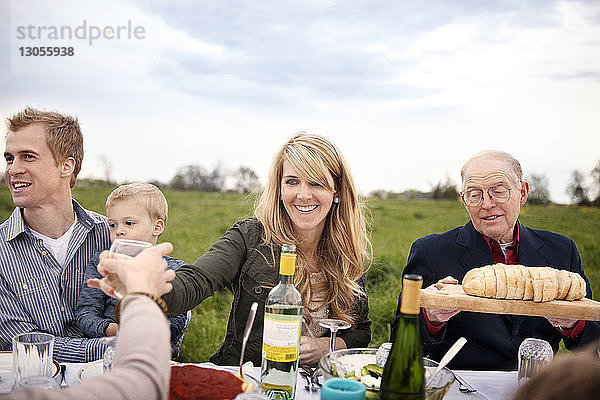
left=63, top=360, right=520, bottom=400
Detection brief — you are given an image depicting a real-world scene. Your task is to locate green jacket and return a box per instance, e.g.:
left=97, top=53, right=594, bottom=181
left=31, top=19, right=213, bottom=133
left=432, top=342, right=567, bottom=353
left=163, top=217, right=371, bottom=365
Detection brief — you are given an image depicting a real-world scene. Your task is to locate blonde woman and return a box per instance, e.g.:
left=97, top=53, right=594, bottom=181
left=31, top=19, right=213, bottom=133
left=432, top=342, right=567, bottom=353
left=159, top=133, right=371, bottom=366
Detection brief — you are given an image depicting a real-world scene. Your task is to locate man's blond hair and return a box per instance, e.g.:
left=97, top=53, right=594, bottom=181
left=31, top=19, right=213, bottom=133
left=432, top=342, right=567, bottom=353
left=7, top=107, right=84, bottom=188
left=106, top=182, right=168, bottom=223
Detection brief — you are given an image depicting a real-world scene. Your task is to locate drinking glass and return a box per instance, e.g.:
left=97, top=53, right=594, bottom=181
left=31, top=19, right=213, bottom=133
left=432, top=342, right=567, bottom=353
left=106, top=239, right=153, bottom=298
left=103, top=240, right=151, bottom=372
left=376, top=342, right=393, bottom=367
left=99, top=336, right=117, bottom=373
left=318, top=319, right=351, bottom=353
left=19, top=375, right=58, bottom=390
left=11, top=333, right=55, bottom=389
left=518, top=338, right=553, bottom=384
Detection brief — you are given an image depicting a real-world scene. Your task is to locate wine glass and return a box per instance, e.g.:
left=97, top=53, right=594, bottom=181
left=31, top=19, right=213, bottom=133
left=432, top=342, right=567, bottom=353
left=318, top=319, right=351, bottom=353
left=106, top=239, right=152, bottom=298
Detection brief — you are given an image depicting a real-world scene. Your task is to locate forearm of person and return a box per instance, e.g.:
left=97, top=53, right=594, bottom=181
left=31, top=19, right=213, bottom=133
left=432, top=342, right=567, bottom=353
left=162, top=264, right=215, bottom=316
left=163, top=226, right=247, bottom=315
left=419, top=310, right=446, bottom=357
left=75, top=302, right=113, bottom=337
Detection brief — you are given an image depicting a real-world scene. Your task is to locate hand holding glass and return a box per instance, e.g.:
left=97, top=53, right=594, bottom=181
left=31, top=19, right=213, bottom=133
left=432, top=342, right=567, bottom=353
left=106, top=239, right=153, bottom=298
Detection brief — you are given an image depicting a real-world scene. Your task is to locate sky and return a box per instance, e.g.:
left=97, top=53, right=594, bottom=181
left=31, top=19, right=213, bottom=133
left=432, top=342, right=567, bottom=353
left=1, top=0, right=599, bottom=203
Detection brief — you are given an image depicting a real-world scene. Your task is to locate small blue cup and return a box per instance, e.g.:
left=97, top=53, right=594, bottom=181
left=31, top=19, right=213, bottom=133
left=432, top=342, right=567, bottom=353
left=320, top=378, right=365, bottom=400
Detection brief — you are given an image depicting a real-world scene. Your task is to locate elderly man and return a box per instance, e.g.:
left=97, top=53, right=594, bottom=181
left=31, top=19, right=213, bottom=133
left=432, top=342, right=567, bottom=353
left=0, top=108, right=110, bottom=362
left=392, top=150, right=600, bottom=370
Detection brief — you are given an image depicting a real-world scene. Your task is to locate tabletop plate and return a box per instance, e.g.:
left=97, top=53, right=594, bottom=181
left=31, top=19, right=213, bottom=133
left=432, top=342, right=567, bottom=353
left=77, top=359, right=103, bottom=383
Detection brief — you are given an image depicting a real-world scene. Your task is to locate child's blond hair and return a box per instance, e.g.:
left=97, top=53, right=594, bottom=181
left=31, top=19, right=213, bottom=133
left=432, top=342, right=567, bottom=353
left=106, top=182, right=168, bottom=223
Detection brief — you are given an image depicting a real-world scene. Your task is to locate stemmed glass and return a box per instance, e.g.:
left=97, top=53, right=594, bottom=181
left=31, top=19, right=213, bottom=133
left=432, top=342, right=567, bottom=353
left=318, top=318, right=351, bottom=353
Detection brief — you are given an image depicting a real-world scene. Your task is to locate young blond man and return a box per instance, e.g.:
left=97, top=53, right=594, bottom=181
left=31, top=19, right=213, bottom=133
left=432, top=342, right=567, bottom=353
left=0, top=107, right=110, bottom=362
left=75, top=182, right=189, bottom=357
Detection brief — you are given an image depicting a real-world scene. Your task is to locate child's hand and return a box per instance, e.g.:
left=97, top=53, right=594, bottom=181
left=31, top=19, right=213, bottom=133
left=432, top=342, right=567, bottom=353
left=105, top=323, right=119, bottom=336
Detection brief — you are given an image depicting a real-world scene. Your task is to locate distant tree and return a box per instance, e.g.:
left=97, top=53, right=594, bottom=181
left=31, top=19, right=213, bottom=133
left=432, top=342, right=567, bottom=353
left=148, top=180, right=165, bottom=190
left=169, top=164, right=225, bottom=192
left=430, top=176, right=459, bottom=201
left=401, top=190, right=430, bottom=200
left=526, top=174, right=551, bottom=205
left=98, top=155, right=114, bottom=185
left=77, top=178, right=112, bottom=188
left=566, top=170, right=590, bottom=206
left=206, top=163, right=226, bottom=192
left=170, top=165, right=204, bottom=191
left=592, top=160, right=600, bottom=206
left=369, top=190, right=388, bottom=200
left=233, top=166, right=260, bottom=194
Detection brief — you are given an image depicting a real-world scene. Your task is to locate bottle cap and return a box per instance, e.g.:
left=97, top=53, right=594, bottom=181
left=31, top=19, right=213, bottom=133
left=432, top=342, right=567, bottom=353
left=279, top=244, right=296, bottom=275
left=281, top=243, right=296, bottom=254
left=400, top=274, right=422, bottom=315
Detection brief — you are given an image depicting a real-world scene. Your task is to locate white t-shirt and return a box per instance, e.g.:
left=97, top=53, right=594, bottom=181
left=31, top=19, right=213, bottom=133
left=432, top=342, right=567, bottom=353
left=30, top=217, right=77, bottom=268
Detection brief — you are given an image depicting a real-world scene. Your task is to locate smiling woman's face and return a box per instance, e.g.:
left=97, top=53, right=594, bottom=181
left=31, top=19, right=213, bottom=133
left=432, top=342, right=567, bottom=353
left=280, top=159, right=335, bottom=242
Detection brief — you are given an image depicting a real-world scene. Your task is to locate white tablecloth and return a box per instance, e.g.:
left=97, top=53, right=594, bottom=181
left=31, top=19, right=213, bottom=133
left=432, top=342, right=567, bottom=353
left=445, top=370, right=518, bottom=400
left=64, top=362, right=519, bottom=400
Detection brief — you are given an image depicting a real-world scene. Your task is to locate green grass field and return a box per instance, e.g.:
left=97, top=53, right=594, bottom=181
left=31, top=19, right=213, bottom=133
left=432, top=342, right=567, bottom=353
left=1, top=186, right=598, bottom=362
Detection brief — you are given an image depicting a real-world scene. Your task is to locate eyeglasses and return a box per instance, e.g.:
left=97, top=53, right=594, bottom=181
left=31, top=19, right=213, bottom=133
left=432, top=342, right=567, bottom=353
left=462, top=185, right=513, bottom=207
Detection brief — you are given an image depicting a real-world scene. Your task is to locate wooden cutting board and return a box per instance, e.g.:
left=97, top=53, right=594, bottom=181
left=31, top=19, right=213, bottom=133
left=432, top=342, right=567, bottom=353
left=420, top=284, right=600, bottom=321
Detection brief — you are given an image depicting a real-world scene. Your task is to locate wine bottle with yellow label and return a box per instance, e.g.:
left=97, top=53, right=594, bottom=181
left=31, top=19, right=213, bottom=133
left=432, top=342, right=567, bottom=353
left=380, top=274, right=425, bottom=400
left=261, top=244, right=303, bottom=400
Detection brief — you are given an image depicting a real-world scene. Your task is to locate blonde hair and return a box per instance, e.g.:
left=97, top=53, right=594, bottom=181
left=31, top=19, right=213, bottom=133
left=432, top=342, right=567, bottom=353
left=7, top=107, right=83, bottom=188
left=106, top=182, right=168, bottom=223
left=461, top=150, right=523, bottom=190
left=255, top=133, right=371, bottom=328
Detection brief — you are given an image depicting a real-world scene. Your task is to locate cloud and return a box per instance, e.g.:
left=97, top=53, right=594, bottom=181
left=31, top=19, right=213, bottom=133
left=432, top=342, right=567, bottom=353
left=1, top=0, right=599, bottom=203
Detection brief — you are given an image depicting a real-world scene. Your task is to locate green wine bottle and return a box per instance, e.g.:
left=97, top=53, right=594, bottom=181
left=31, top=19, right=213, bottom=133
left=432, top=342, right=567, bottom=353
left=260, top=244, right=303, bottom=400
left=380, top=274, right=424, bottom=400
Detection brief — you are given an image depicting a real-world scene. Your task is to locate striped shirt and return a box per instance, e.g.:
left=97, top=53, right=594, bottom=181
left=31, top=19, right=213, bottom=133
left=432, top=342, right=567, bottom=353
left=0, top=200, right=111, bottom=362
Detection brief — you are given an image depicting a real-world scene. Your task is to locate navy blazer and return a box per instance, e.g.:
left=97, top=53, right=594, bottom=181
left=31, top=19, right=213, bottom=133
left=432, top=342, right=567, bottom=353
left=391, top=220, right=600, bottom=370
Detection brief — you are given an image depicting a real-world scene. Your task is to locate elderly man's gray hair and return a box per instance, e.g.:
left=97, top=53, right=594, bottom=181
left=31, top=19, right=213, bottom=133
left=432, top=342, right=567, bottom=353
left=461, top=150, right=523, bottom=190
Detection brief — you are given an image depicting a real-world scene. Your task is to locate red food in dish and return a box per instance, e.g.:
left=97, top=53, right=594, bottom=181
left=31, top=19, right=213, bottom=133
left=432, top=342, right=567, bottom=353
left=169, top=365, right=246, bottom=400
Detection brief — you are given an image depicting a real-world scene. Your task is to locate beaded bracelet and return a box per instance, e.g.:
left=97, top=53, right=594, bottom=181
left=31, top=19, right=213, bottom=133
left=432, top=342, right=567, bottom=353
left=114, top=292, right=168, bottom=323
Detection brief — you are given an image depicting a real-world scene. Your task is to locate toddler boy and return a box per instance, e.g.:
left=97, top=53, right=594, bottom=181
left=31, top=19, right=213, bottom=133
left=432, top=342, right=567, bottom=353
left=76, top=182, right=189, bottom=357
